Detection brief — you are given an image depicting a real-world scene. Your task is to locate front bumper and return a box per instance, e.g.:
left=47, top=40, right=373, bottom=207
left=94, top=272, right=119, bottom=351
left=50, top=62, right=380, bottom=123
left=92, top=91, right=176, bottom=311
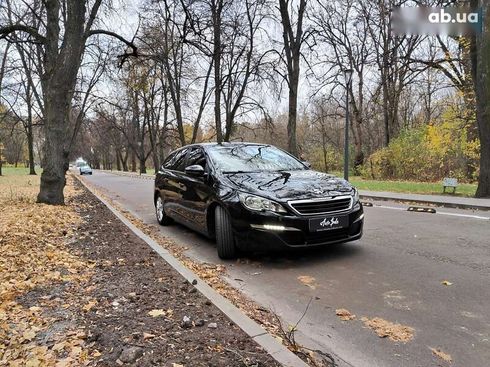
left=228, top=202, right=364, bottom=250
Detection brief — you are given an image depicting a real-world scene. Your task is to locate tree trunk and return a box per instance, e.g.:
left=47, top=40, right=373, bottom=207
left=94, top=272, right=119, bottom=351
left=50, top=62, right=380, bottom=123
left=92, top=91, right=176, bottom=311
left=131, top=150, right=136, bottom=172
left=472, top=0, right=490, bottom=197
left=287, top=86, right=298, bottom=156
left=139, top=156, right=146, bottom=174
left=116, top=149, right=122, bottom=171
left=212, top=0, right=223, bottom=143
left=27, top=124, right=36, bottom=175
left=122, top=150, right=129, bottom=171
left=37, top=106, right=69, bottom=205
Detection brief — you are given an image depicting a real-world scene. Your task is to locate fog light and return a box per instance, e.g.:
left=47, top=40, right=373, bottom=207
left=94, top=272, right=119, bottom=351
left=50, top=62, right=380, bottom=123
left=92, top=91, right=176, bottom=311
left=251, top=224, right=286, bottom=231
left=263, top=224, right=286, bottom=231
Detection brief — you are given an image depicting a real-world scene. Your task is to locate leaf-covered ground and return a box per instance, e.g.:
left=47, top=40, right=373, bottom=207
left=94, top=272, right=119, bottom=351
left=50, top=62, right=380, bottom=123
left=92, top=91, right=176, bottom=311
left=0, top=174, right=280, bottom=366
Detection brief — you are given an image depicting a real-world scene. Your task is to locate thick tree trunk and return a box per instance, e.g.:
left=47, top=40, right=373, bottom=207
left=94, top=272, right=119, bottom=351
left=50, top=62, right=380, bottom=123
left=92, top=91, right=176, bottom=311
left=37, top=107, right=68, bottom=205
left=472, top=0, right=490, bottom=197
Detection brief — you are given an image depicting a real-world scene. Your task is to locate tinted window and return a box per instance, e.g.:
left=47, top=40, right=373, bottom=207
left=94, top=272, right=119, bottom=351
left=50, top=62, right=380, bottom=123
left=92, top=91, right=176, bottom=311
left=164, top=148, right=188, bottom=171
left=186, top=148, right=207, bottom=169
left=162, top=152, right=177, bottom=169
left=207, top=145, right=306, bottom=173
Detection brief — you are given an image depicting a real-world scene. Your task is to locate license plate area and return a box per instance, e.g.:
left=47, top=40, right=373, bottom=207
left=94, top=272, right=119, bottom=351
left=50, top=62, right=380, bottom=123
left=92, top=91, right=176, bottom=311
left=309, top=215, right=348, bottom=232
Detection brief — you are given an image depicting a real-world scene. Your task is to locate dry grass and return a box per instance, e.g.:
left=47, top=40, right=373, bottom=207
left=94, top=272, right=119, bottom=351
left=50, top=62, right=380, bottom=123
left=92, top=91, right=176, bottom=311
left=0, top=173, right=40, bottom=204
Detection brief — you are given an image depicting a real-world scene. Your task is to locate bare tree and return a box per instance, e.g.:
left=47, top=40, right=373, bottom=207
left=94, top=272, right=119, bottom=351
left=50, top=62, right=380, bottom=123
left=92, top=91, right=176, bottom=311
left=310, top=0, right=372, bottom=169
left=277, top=0, right=307, bottom=156
left=0, top=0, right=138, bottom=204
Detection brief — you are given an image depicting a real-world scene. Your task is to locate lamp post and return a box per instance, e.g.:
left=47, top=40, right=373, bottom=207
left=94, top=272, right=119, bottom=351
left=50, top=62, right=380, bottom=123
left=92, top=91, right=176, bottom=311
left=343, top=68, right=353, bottom=181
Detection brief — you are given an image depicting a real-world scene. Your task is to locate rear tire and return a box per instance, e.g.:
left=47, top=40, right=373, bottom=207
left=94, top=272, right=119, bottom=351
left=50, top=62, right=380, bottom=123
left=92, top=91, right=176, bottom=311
left=215, top=206, right=237, bottom=259
left=155, top=194, right=172, bottom=225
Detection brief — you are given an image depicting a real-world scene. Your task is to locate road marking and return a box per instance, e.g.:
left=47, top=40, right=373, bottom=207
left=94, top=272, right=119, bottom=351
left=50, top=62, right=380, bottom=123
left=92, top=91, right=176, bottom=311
left=436, top=211, right=490, bottom=220
left=372, top=204, right=406, bottom=211
left=367, top=204, right=490, bottom=220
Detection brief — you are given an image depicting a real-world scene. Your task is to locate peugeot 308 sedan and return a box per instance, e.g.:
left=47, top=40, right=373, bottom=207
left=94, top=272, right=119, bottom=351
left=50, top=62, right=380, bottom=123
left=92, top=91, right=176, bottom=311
left=154, top=143, right=364, bottom=259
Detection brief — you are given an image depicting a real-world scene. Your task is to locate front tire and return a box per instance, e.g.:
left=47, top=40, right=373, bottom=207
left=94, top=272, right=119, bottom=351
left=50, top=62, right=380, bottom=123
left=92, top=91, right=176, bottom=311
left=155, top=195, right=172, bottom=225
left=215, top=206, right=237, bottom=259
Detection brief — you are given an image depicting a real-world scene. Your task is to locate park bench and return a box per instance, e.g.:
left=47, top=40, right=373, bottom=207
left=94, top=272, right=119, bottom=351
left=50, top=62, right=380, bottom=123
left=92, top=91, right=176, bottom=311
left=442, top=177, right=458, bottom=194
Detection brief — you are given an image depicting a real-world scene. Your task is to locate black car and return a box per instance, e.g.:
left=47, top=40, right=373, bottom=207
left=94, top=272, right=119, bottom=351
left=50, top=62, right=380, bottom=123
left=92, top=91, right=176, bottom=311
left=154, top=143, right=364, bottom=259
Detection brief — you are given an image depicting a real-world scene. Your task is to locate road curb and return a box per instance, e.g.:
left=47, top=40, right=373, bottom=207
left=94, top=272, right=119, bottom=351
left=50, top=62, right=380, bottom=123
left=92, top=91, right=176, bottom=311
left=360, top=193, right=490, bottom=211
left=75, top=176, right=309, bottom=367
left=98, top=170, right=154, bottom=180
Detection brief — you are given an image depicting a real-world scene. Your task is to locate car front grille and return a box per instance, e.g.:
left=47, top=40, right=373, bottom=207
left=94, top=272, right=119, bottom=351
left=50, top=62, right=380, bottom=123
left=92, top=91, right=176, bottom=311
left=288, top=196, right=352, bottom=216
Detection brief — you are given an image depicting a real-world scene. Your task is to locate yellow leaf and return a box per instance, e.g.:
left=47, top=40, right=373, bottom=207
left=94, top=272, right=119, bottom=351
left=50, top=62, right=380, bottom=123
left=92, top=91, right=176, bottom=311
left=23, top=329, right=36, bottom=341
left=442, top=280, right=453, bottom=286
left=52, top=342, right=66, bottom=352
left=25, top=358, right=41, bottom=367
left=429, top=347, right=452, bottom=362
left=82, top=300, right=97, bottom=312
left=148, top=309, right=166, bottom=317
left=297, top=275, right=316, bottom=289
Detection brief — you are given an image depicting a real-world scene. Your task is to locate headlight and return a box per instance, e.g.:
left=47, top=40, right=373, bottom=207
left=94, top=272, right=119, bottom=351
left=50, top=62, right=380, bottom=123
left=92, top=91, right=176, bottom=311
left=238, top=193, right=287, bottom=214
left=352, top=188, right=359, bottom=203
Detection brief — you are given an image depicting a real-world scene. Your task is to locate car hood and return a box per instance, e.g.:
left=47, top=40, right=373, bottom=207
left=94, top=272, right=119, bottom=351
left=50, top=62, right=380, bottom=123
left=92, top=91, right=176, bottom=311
left=221, top=170, right=354, bottom=201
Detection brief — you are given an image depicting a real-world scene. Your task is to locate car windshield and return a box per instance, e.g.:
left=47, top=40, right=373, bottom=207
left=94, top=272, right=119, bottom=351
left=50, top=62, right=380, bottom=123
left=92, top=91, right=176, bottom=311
left=207, top=145, right=306, bottom=173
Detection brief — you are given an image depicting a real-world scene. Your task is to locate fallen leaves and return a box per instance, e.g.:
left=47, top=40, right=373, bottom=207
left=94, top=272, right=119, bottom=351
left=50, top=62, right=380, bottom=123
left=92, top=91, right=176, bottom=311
left=0, top=174, right=91, bottom=366
left=335, top=308, right=356, bottom=321
left=361, top=317, right=414, bottom=342
left=429, top=347, right=452, bottom=363
left=297, top=275, right=317, bottom=289
left=441, top=280, right=453, bottom=286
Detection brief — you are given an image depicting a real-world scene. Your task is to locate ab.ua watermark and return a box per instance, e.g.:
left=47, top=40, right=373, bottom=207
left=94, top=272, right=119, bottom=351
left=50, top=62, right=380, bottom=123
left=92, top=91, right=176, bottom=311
left=392, top=7, right=482, bottom=36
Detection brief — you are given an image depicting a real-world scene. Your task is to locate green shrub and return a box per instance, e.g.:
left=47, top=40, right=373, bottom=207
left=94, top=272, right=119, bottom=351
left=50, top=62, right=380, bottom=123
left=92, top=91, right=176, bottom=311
left=362, top=106, right=479, bottom=183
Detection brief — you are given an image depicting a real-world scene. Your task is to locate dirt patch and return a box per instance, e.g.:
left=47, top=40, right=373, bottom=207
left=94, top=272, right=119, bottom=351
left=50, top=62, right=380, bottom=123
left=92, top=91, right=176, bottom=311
left=360, top=317, right=414, bottom=342
left=66, top=179, right=281, bottom=366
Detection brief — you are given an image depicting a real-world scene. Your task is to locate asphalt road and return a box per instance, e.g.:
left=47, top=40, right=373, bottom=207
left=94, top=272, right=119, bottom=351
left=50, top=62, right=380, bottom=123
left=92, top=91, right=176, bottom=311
left=82, top=171, right=490, bottom=367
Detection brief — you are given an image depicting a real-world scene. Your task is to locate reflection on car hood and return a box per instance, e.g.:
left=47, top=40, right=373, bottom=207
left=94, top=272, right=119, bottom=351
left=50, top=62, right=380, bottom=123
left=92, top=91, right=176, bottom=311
left=221, top=170, right=353, bottom=201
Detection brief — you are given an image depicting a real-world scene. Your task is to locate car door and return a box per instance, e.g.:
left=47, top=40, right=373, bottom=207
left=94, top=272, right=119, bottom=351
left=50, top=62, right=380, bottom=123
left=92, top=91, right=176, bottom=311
left=178, top=147, right=215, bottom=235
left=158, top=147, right=190, bottom=220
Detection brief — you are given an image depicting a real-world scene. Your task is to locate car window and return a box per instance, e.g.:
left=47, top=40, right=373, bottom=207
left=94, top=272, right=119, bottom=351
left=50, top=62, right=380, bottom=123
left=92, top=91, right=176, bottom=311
left=186, top=148, right=207, bottom=169
left=163, top=149, right=188, bottom=171
left=207, top=145, right=306, bottom=172
left=162, top=151, right=177, bottom=169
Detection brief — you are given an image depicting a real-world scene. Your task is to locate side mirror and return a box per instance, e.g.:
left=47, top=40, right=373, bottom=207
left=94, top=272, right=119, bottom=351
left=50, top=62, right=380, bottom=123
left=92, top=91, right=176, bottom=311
left=185, top=164, right=205, bottom=177
left=302, top=160, right=312, bottom=168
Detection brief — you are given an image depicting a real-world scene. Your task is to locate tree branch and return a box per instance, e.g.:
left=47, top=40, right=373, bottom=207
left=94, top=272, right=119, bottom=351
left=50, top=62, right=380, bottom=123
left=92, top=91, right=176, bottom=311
left=0, top=24, right=47, bottom=44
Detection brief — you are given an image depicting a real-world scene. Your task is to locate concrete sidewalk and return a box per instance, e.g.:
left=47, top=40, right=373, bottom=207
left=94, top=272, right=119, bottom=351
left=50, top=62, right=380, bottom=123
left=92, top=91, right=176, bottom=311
left=360, top=190, right=490, bottom=211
